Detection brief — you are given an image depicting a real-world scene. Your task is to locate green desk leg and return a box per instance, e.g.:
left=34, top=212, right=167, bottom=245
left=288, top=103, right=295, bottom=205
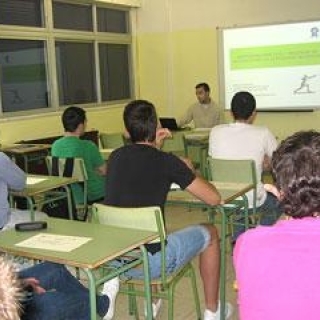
left=84, top=268, right=98, bottom=320
left=242, top=195, right=249, bottom=230
left=218, top=194, right=249, bottom=320
left=62, top=185, right=74, bottom=220
left=26, top=185, right=73, bottom=221
left=83, top=244, right=153, bottom=320
left=218, top=205, right=227, bottom=320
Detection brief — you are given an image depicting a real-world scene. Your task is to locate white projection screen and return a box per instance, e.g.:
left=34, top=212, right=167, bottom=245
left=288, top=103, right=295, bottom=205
left=218, top=20, right=320, bottom=111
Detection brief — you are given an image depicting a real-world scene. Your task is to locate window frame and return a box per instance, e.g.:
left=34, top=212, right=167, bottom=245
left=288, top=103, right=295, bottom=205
left=0, top=0, right=134, bottom=118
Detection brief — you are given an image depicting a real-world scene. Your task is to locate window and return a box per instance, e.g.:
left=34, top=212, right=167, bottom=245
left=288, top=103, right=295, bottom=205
left=99, top=44, right=130, bottom=101
left=97, top=7, right=128, bottom=33
left=53, top=2, right=92, bottom=31
left=0, top=0, right=132, bottom=116
left=0, top=0, right=43, bottom=27
left=56, top=41, right=96, bottom=105
left=0, top=39, right=49, bottom=112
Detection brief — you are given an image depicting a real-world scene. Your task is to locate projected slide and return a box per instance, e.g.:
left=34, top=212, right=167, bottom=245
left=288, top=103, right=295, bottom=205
left=221, top=21, right=320, bottom=110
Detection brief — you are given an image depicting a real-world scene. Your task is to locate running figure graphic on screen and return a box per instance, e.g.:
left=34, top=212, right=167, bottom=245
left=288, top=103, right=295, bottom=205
left=294, top=74, right=316, bottom=94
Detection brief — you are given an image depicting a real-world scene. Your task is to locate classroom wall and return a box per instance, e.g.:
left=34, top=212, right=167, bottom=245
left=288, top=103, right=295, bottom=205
left=0, top=106, right=125, bottom=145
left=135, top=0, right=320, bottom=140
left=1, top=0, right=320, bottom=144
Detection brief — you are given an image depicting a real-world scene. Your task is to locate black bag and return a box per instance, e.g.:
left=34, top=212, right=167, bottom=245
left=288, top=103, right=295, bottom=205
left=42, top=157, right=78, bottom=220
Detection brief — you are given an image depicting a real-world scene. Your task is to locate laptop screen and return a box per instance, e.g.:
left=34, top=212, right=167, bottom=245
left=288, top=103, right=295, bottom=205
left=159, top=118, right=180, bottom=131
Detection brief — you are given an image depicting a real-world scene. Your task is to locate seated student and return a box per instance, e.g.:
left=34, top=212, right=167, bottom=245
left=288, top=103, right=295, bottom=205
left=0, top=151, right=26, bottom=229
left=0, top=152, right=47, bottom=231
left=51, top=106, right=106, bottom=205
left=178, top=82, right=221, bottom=129
left=234, top=130, right=320, bottom=320
left=0, top=258, right=119, bottom=320
left=105, top=99, right=233, bottom=320
left=208, top=91, right=282, bottom=240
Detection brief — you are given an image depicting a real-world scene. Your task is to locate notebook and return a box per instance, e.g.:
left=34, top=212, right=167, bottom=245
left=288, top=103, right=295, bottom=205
left=159, top=118, right=181, bottom=131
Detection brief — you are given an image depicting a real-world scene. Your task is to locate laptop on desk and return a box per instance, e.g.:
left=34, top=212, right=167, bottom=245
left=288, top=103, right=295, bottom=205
left=159, top=118, right=182, bottom=131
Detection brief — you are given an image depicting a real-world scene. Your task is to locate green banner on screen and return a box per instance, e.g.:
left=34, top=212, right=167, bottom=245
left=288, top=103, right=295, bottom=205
left=230, top=42, right=320, bottom=70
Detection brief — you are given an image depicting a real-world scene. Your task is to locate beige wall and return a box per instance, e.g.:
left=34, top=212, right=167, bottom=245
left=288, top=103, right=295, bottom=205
left=1, top=0, right=320, bottom=143
left=136, top=0, right=320, bottom=140
left=0, top=106, right=125, bottom=145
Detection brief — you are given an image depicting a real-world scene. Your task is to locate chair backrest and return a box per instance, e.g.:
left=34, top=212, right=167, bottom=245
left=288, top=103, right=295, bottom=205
left=207, top=157, right=257, bottom=185
left=46, top=156, right=88, bottom=210
left=92, top=203, right=165, bottom=238
left=91, top=204, right=168, bottom=283
left=207, top=157, right=257, bottom=213
left=99, top=132, right=125, bottom=149
left=46, top=156, right=88, bottom=182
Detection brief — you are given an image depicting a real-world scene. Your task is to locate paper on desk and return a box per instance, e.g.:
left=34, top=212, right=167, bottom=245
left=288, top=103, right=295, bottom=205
left=27, top=177, right=48, bottom=185
left=15, top=233, right=92, bottom=252
left=170, top=183, right=180, bottom=190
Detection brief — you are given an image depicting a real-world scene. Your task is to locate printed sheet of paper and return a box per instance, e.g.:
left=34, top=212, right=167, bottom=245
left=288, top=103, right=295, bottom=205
left=170, top=183, right=180, bottom=190
left=27, top=177, right=48, bottom=185
left=15, top=233, right=92, bottom=252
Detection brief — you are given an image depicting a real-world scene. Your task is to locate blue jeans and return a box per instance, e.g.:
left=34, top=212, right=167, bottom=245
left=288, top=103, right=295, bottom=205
left=19, top=262, right=109, bottom=320
left=233, top=192, right=282, bottom=241
left=116, top=225, right=210, bottom=279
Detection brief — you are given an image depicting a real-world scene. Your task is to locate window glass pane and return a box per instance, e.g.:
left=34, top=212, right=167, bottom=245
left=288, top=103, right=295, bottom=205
left=0, top=40, right=49, bottom=112
left=0, top=0, right=43, bottom=27
left=55, top=42, right=96, bottom=105
left=97, top=8, right=128, bottom=33
left=99, top=44, right=131, bottom=101
left=53, top=2, right=92, bottom=31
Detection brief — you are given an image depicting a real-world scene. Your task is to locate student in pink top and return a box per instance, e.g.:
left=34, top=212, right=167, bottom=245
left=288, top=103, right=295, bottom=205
left=234, top=130, right=320, bottom=320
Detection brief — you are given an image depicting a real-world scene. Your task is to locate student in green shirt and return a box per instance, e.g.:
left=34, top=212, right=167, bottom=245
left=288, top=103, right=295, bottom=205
left=52, top=106, right=106, bottom=204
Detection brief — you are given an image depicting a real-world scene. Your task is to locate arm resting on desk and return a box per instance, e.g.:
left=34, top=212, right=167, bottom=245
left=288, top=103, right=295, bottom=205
left=186, top=177, right=221, bottom=206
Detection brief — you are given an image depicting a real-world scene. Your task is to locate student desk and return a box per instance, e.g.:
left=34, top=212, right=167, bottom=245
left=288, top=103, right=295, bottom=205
left=166, top=181, right=253, bottom=320
left=0, top=217, right=158, bottom=320
left=10, top=175, right=77, bottom=221
left=161, top=130, right=186, bottom=157
left=0, top=144, right=51, bottom=173
left=183, top=130, right=210, bottom=177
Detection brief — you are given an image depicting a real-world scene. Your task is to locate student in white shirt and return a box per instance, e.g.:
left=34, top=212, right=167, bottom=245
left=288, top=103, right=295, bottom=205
left=208, top=91, right=282, bottom=240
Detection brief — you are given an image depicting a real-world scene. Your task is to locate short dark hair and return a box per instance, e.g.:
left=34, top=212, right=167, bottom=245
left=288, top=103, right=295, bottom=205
left=231, top=91, right=256, bottom=120
left=271, top=130, right=320, bottom=218
left=62, top=106, right=86, bottom=132
left=195, top=82, right=210, bottom=92
left=123, top=100, right=157, bottom=143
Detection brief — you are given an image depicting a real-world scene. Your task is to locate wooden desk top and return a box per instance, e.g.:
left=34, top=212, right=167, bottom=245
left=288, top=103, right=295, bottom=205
left=0, top=217, right=158, bottom=269
left=10, top=174, right=78, bottom=197
left=1, top=144, right=51, bottom=154
left=167, top=181, right=254, bottom=205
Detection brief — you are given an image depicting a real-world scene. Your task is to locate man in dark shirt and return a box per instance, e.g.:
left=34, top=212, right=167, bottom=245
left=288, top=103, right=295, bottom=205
left=105, top=100, right=233, bottom=320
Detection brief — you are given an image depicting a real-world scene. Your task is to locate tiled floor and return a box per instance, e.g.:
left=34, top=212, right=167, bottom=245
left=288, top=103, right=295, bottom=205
left=111, top=205, right=239, bottom=320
